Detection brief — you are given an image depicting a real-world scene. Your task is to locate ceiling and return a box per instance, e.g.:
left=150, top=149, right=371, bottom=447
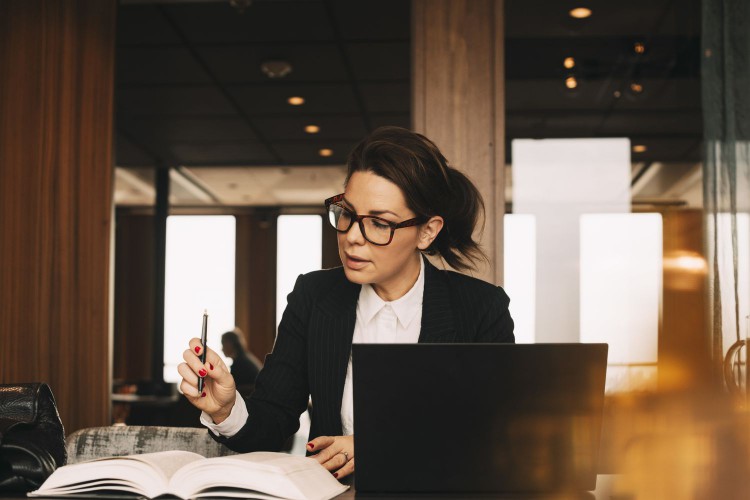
left=115, top=0, right=703, bottom=208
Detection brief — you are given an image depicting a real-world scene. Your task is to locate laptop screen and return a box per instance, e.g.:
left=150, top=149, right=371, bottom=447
left=352, top=343, right=608, bottom=494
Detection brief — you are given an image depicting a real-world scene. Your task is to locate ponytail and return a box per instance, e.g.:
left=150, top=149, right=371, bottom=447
left=346, top=126, right=487, bottom=271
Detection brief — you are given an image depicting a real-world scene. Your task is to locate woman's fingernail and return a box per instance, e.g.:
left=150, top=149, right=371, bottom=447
left=209, top=363, right=214, bottom=370
left=201, top=392, right=206, bottom=398
left=198, top=369, right=207, bottom=377
left=194, top=346, right=201, bottom=354
left=307, top=443, right=314, bottom=449
left=333, top=472, right=339, bottom=478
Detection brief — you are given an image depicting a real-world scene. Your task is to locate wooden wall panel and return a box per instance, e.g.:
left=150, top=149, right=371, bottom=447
left=412, top=0, right=506, bottom=283
left=113, top=214, right=155, bottom=382
left=0, top=0, right=116, bottom=432
left=235, top=213, right=278, bottom=361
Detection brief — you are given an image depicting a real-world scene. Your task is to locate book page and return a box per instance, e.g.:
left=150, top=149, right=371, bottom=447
left=29, top=451, right=205, bottom=498
left=171, top=452, right=348, bottom=500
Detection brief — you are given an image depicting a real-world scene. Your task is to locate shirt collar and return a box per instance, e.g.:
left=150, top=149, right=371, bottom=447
left=358, top=257, right=425, bottom=328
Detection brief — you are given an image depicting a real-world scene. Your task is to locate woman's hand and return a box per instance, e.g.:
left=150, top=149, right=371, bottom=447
left=177, top=338, right=236, bottom=423
left=307, top=435, right=355, bottom=479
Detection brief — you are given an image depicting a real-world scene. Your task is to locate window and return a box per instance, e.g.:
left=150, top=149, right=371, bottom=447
left=163, top=216, right=236, bottom=383
left=276, top=215, right=323, bottom=329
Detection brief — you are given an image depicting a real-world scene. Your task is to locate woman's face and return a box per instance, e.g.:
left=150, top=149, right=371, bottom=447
left=337, top=171, right=424, bottom=301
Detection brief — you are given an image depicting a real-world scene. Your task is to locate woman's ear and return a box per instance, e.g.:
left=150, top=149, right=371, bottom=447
left=417, top=216, right=444, bottom=250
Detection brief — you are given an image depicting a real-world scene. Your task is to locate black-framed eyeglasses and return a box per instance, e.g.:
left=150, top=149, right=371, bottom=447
left=324, top=193, right=428, bottom=246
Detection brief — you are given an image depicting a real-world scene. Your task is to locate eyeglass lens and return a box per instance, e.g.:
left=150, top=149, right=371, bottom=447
left=327, top=204, right=392, bottom=245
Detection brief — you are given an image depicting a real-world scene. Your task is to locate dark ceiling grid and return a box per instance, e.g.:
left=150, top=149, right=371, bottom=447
left=113, top=0, right=700, bottom=167
left=322, top=0, right=373, bottom=132
left=589, top=0, right=681, bottom=140
left=155, top=5, right=284, bottom=164
left=503, top=0, right=701, bottom=164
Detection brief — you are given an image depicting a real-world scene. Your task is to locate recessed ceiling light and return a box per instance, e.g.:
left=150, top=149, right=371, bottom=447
left=319, top=148, right=334, bottom=157
left=287, top=96, right=305, bottom=106
left=634, top=42, right=646, bottom=54
left=630, top=82, right=644, bottom=93
left=633, top=144, right=648, bottom=153
left=569, top=7, right=592, bottom=19
left=260, top=60, right=293, bottom=79
left=565, top=76, right=578, bottom=89
left=563, top=57, right=575, bottom=69
left=305, top=125, right=320, bottom=134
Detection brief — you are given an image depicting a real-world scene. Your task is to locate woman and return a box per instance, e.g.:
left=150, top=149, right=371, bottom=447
left=178, top=126, right=515, bottom=480
left=220, top=329, right=263, bottom=392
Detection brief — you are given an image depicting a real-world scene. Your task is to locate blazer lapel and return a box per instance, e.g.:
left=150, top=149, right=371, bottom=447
left=314, top=272, right=360, bottom=435
left=419, top=257, right=457, bottom=343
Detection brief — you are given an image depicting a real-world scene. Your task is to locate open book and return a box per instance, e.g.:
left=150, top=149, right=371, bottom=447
left=29, top=450, right=348, bottom=500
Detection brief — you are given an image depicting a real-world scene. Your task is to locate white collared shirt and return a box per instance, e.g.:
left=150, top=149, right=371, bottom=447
left=201, top=258, right=425, bottom=437
left=340, top=257, right=424, bottom=435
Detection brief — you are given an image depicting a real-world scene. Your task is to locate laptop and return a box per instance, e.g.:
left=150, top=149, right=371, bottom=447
left=352, top=343, right=608, bottom=494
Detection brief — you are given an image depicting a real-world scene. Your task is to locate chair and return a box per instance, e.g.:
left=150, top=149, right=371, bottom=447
left=65, top=425, right=237, bottom=464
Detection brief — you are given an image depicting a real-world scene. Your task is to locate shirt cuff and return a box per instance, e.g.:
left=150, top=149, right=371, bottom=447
left=200, top=390, right=248, bottom=437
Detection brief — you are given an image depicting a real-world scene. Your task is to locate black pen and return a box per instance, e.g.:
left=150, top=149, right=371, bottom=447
left=198, top=310, right=208, bottom=393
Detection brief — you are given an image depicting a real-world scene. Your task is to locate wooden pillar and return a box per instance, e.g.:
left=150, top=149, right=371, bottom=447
left=0, top=0, right=116, bottom=432
left=235, top=212, right=278, bottom=361
left=412, top=0, right=506, bottom=283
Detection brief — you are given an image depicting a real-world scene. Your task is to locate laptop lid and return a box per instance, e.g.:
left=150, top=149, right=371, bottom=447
left=352, top=343, right=608, bottom=494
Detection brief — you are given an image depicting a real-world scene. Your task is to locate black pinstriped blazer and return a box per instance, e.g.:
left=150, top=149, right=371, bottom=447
left=211, top=257, right=515, bottom=453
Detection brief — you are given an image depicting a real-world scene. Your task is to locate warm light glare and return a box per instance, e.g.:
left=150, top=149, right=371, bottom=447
left=569, top=7, right=592, bottom=19
left=565, top=76, right=578, bottom=89
left=630, top=82, right=644, bottom=93
left=304, top=125, right=320, bottom=134
left=319, top=148, right=334, bottom=157
left=634, top=42, right=646, bottom=54
left=664, top=252, right=708, bottom=273
left=564, top=57, right=576, bottom=69
left=287, top=96, right=305, bottom=105
left=632, top=144, right=648, bottom=153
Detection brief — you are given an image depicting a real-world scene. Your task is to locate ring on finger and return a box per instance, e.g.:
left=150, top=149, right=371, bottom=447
left=339, top=451, right=349, bottom=462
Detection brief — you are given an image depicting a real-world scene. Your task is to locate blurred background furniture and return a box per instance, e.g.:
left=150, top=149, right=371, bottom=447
left=64, top=426, right=237, bottom=464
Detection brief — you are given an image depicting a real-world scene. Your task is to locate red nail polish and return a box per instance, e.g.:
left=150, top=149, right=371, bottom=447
left=201, top=392, right=206, bottom=397
left=333, top=473, right=338, bottom=478
left=307, top=443, right=314, bottom=449
left=198, top=369, right=207, bottom=377
left=209, top=363, right=214, bottom=370
left=194, top=346, right=201, bottom=354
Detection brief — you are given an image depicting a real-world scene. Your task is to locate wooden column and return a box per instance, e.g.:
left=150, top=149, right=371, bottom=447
left=235, top=212, right=278, bottom=361
left=0, top=0, right=116, bottom=432
left=412, top=0, right=506, bottom=283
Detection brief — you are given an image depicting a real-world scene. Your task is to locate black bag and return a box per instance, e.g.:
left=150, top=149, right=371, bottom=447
left=0, top=383, right=67, bottom=492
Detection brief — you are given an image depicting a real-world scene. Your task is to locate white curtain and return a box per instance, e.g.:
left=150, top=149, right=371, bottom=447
left=702, top=0, right=750, bottom=391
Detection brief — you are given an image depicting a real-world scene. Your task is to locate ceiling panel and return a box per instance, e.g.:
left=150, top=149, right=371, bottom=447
left=332, top=0, right=410, bottom=40
left=197, top=44, right=348, bottom=83
left=117, top=86, right=237, bottom=116
left=164, top=1, right=335, bottom=43
left=227, top=83, right=360, bottom=115
left=369, top=114, right=410, bottom=130
left=251, top=115, right=367, bottom=141
left=119, top=116, right=260, bottom=143
left=505, top=0, right=700, bottom=39
left=116, top=133, right=158, bottom=167
left=169, top=141, right=276, bottom=165
left=116, top=5, right=182, bottom=45
left=345, top=42, right=410, bottom=81
left=117, top=47, right=212, bottom=84
left=272, top=140, right=358, bottom=164
left=359, top=82, right=410, bottom=113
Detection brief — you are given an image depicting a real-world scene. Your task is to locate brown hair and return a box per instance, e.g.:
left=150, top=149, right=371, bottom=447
left=345, top=126, right=486, bottom=271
